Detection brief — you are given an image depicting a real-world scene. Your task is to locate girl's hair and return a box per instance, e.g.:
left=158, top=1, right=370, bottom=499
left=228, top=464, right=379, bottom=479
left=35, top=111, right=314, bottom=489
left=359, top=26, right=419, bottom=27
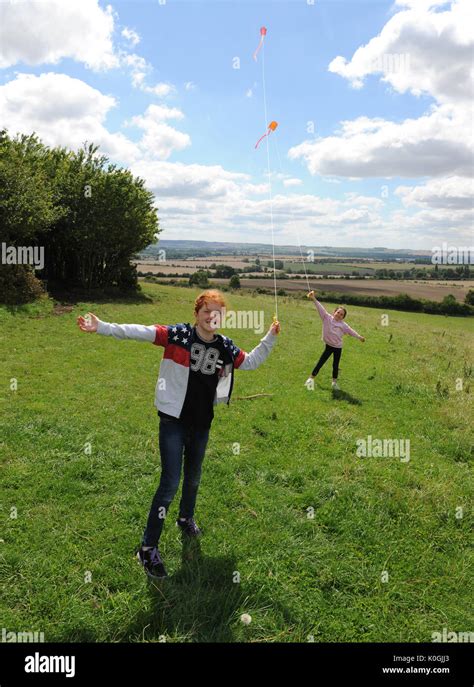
left=334, top=305, right=347, bottom=318
left=194, top=289, right=227, bottom=322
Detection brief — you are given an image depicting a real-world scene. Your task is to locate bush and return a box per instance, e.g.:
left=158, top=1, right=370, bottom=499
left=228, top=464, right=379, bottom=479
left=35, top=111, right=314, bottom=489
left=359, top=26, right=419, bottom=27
left=214, top=264, right=235, bottom=278
left=0, top=265, right=45, bottom=305
left=229, top=274, right=241, bottom=289
left=465, top=289, right=474, bottom=306
left=117, top=263, right=139, bottom=291
left=313, top=290, right=473, bottom=317
left=189, top=270, right=210, bottom=288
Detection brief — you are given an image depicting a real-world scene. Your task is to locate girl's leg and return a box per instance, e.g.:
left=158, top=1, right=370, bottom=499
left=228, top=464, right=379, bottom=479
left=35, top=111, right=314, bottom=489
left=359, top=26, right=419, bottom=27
left=332, top=348, right=342, bottom=380
left=311, top=345, right=333, bottom=377
left=179, top=425, right=210, bottom=519
left=142, top=418, right=186, bottom=547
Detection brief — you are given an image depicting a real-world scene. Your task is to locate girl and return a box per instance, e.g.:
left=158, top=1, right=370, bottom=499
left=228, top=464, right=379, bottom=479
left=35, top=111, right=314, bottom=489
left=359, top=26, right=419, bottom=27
left=305, top=290, right=364, bottom=390
left=77, top=289, right=280, bottom=579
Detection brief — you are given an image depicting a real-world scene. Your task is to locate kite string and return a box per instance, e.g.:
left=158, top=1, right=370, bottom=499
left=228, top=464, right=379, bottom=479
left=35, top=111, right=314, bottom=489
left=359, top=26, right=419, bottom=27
left=273, top=136, right=311, bottom=293
left=261, top=40, right=278, bottom=321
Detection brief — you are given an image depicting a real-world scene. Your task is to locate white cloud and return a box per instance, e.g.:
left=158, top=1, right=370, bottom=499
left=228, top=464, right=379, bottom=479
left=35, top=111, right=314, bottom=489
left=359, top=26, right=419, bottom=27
left=0, top=73, right=189, bottom=163
left=328, top=0, right=473, bottom=104
left=344, top=193, right=384, bottom=208
left=290, top=0, right=473, bottom=191
left=0, top=72, right=137, bottom=162
left=184, top=81, right=197, bottom=92
left=121, top=52, right=176, bottom=96
left=0, top=1, right=175, bottom=98
left=121, top=27, right=140, bottom=47
left=121, top=53, right=147, bottom=88
left=130, top=104, right=185, bottom=123
left=126, top=155, right=472, bottom=247
left=131, top=161, right=250, bottom=200
left=143, top=83, right=176, bottom=97
left=0, top=0, right=118, bottom=71
left=128, top=104, right=190, bottom=159
left=283, top=178, right=303, bottom=187
left=395, top=176, right=474, bottom=209
left=288, top=105, right=472, bottom=179
left=128, top=158, right=397, bottom=243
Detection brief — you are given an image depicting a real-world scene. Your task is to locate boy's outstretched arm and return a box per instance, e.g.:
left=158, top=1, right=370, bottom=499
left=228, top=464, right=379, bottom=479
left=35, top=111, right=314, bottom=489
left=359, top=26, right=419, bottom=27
left=235, top=320, right=280, bottom=371
left=307, top=290, right=329, bottom=321
left=77, top=312, right=167, bottom=345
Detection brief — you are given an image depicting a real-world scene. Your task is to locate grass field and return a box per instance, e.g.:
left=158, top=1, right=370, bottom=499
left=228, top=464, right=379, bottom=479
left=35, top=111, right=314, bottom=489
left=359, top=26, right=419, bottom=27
left=0, top=283, right=472, bottom=643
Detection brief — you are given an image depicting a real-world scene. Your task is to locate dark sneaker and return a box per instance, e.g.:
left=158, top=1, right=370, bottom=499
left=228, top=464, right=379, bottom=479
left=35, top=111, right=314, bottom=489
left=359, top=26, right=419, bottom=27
left=176, top=517, right=202, bottom=537
left=136, top=546, right=168, bottom=579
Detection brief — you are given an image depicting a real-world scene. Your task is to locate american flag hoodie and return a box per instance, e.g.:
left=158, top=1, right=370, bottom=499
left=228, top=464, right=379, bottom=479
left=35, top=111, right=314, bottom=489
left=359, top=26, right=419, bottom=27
left=96, top=319, right=277, bottom=418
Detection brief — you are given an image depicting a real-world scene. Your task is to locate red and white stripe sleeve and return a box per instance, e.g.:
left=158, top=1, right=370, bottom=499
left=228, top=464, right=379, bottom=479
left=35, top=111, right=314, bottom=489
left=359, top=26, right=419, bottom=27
left=153, top=325, right=168, bottom=347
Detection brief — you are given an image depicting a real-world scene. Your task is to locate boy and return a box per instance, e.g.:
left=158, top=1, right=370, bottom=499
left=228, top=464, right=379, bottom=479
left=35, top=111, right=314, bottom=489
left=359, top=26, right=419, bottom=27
left=305, top=290, right=364, bottom=390
left=77, top=289, right=280, bottom=578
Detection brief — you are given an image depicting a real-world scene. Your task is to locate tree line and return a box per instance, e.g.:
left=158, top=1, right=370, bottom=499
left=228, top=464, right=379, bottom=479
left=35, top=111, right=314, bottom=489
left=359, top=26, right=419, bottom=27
left=0, top=130, right=159, bottom=304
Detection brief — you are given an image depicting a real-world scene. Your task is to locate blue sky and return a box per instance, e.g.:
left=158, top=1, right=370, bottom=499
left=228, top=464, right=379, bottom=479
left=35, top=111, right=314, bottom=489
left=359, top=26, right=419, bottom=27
left=80, top=1, right=432, bottom=196
left=0, top=0, right=471, bottom=248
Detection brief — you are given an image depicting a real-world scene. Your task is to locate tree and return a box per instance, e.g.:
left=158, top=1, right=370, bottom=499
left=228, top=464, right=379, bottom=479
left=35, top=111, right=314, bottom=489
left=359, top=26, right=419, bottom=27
left=0, top=131, right=160, bottom=298
left=465, top=289, right=474, bottom=306
left=40, top=143, right=159, bottom=290
left=229, top=274, right=241, bottom=289
left=189, top=270, right=210, bottom=288
left=214, top=264, right=235, bottom=278
left=0, top=131, right=61, bottom=303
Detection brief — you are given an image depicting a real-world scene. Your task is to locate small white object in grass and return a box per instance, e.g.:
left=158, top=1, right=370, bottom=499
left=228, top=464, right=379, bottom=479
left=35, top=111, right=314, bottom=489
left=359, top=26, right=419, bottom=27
left=240, top=613, right=252, bottom=625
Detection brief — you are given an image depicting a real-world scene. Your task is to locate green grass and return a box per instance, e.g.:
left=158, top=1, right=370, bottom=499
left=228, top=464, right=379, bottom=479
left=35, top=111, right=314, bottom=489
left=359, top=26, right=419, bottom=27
left=0, top=284, right=472, bottom=642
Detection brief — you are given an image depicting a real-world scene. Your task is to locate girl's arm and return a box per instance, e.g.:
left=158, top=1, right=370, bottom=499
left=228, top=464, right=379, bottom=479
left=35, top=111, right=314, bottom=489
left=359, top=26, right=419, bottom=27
left=342, top=322, right=365, bottom=341
left=235, top=321, right=280, bottom=371
left=77, top=313, right=168, bottom=346
left=307, top=291, right=329, bottom=321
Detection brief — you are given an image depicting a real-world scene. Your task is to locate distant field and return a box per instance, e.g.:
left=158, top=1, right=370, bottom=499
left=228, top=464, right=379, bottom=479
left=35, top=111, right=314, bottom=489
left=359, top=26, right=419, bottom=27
left=136, top=259, right=434, bottom=276
left=230, top=278, right=472, bottom=303
left=152, top=277, right=473, bottom=303
left=284, top=262, right=434, bottom=275
left=135, top=258, right=255, bottom=271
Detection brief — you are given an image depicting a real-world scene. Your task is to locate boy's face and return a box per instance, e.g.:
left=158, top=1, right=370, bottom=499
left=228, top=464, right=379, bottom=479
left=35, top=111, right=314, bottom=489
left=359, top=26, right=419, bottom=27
left=195, top=300, right=223, bottom=333
left=333, top=307, right=345, bottom=321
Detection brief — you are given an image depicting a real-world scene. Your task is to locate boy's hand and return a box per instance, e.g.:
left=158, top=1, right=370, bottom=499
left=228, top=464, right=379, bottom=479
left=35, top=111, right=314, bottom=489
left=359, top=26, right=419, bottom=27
left=307, top=290, right=316, bottom=300
left=270, top=320, right=281, bottom=335
left=77, top=312, right=99, bottom=333
left=360, top=336, right=366, bottom=343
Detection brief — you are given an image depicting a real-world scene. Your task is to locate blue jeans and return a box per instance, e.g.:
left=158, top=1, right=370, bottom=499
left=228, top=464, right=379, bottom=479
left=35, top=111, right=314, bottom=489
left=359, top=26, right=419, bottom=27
left=142, top=416, right=210, bottom=547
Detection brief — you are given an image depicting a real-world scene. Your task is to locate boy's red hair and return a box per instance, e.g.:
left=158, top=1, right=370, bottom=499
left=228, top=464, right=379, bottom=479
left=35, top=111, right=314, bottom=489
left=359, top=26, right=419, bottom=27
left=194, top=289, right=227, bottom=317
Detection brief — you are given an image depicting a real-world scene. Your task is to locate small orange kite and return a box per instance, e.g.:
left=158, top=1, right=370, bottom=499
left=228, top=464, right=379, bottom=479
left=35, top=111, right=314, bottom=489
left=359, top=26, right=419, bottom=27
left=254, top=120, right=278, bottom=149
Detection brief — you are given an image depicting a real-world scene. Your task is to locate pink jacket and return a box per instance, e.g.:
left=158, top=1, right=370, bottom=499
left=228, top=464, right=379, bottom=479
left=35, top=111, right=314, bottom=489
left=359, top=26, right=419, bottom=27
left=313, top=300, right=362, bottom=348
